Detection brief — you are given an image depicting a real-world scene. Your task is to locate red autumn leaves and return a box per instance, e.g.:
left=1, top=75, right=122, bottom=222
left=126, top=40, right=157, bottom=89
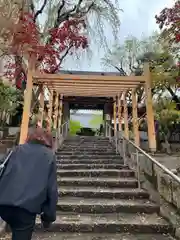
left=155, top=0, right=180, bottom=43
left=4, top=12, right=88, bottom=87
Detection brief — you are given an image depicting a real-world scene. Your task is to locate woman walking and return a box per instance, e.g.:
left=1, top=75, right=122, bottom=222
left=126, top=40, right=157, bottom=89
left=0, top=128, right=58, bottom=240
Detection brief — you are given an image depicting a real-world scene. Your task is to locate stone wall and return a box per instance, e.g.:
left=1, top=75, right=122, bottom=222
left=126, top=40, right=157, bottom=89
left=138, top=154, right=180, bottom=238
left=117, top=136, right=180, bottom=238
left=0, top=127, right=36, bottom=138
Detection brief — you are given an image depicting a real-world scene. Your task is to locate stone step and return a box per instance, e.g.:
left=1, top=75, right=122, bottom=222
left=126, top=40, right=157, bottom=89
left=64, top=138, right=110, bottom=141
left=56, top=155, right=121, bottom=160
left=56, top=159, right=123, bottom=165
left=80, top=140, right=112, bottom=143
left=61, top=145, right=114, bottom=148
left=60, top=149, right=115, bottom=152
left=56, top=197, right=159, bottom=213
left=58, top=186, right=149, bottom=199
left=56, top=149, right=119, bottom=155
left=64, top=138, right=110, bottom=140
left=57, top=177, right=138, bottom=188
left=62, top=144, right=112, bottom=147
left=63, top=140, right=111, bottom=143
left=35, top=212, right=172, bottom=234
left=61, top=146, right=113, bottom=149
left=56, top=163, right=128, bottom=170
left=58, top=151, right=117, bottom=154
left=57, top=169, right=135, bottom=178
left=32, top=233, right=175, bottom=240
left=61, top=146, right=114, bottom=149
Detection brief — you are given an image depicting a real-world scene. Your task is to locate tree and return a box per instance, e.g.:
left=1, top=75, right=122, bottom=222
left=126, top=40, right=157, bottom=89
left=102, top=32, right=162, bottom=103
left=0, top=81, right=21, bottom=127
left=102, top=32, right=162, bottom=74
left=155, top=0, right=180, bottom=107
left=3, top=0, right=120, bottom=89
left=154, top=98, right=180, bottom=153
left=69, top=119, right=82, bottom=135
left=4, top=12, right=89, bottom=88
left=155, top=0, right=180, bottom=45
left=102, top=33, right=180, bottom=108
left=150, top=49, right=180, bottom=108
left=0, top=0, right=22, bottom=56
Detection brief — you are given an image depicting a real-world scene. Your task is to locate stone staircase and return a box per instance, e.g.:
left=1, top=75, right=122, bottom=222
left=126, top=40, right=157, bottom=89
left=2, top=136, right=176, bottom=239
left=32, top=136, right=176, bottom=239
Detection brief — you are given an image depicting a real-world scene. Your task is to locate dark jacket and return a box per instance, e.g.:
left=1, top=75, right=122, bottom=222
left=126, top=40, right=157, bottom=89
left=0, top=143, right=58, bottom=222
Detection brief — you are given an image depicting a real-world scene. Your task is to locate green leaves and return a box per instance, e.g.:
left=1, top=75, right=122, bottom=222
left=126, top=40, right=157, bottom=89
left=155, top=98, right=180, bottom=137
left=151, top=49, right=179, bottom=95
left=0, top=81, right=21, bottom=126
left=69, top=120, right=82, bottom=135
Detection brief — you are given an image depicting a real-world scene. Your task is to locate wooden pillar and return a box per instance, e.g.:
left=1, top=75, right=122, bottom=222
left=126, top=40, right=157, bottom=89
left=53, top=92, right=59, bottom=129
left=132, top=88, right=140, bottom=146
left=58, top=94, right=63, bottom=132
left=123, top=91, right=129, bottom=139
left=19, top=57, right=34, bottom=144
left=113, top=97, right=117, bottom=136
left=118, top=93, right=122, bottom=131
left=48, top=90, right=53, bottom=131
left=39, top=86, right=44, bottom=127
left=144, top=62, right=156, bottom=152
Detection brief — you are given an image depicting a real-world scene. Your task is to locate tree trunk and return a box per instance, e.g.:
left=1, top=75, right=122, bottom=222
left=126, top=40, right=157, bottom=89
left=161, top=133, right=171, bottom=154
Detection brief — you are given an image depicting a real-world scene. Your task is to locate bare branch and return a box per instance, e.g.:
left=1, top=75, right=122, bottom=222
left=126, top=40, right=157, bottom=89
left=33, top=0, right=48, bottom=22
left=57, top=0, right=66, bottom=18
left=29, top=0, right=35, bottom=13
left=55, top=0, right=95, bottom=27
left=76, top=1, right=95, bottom=17
left=59, top=44, right=73, bottom=66
left=51, top=44, right=74, bottom=73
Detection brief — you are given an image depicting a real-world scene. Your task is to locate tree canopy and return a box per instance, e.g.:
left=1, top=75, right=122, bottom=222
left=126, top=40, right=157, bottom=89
left=155, top=0, right=180, bottom=45
left=102, top=32, right=162, bottom=103
left=2, top=0, right=121, bottom=89
left=0, top=81, right=21, bottom=126
left=102, top=31, right=179, bottom=106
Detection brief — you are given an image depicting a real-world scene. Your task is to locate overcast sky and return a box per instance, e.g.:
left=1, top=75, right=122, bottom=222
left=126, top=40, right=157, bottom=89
left=63, top=0, right=174, bottom=71
left=67, top=0, right=174, bottom=117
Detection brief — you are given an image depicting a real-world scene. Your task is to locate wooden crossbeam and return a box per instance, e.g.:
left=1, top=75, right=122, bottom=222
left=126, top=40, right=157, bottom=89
left=54, top=91, right=118, bottom=97
left=47, top=86, right=134, bottom=91
left=49, top=88, right=125, bottom=92
left=36, top=80, right=142, bottom=85
left=33, top=73, right=145, bottom=82
left=47, top=90, right=132, bottom=97
left=48, top=89, right=130, bottom=95
left=42, top=83, right=139, bottom=88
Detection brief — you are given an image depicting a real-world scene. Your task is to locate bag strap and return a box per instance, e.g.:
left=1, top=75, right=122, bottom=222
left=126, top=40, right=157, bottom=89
left=0, top=150, right=13, bottom=167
